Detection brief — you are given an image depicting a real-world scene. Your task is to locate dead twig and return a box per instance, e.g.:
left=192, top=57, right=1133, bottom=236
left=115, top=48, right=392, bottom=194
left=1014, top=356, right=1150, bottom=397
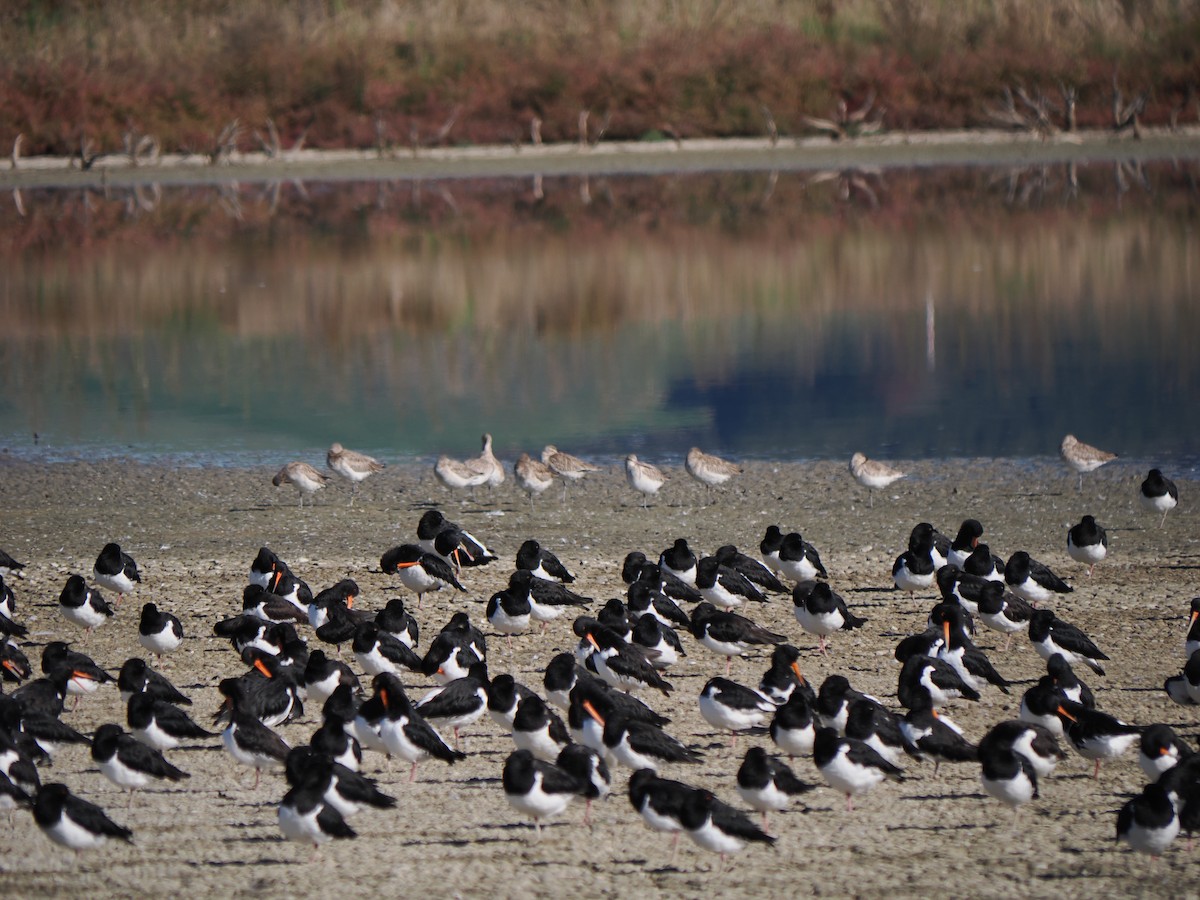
left=761, top=105, right=778, bottom=146
left=11, top=133, right=22, bottom=170
left=1112, top=73, right=1147, bottom=139
left=210, top=119, right=241, bottom=165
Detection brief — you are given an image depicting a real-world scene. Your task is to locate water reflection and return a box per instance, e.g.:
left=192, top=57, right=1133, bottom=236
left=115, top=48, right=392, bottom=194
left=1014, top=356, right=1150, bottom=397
left=0, top=162, right=1196, bottom=466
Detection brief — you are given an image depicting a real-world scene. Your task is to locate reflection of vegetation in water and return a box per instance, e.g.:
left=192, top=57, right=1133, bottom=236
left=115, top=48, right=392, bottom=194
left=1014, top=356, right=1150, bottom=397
left=0, top=166, right=1196, bottom=459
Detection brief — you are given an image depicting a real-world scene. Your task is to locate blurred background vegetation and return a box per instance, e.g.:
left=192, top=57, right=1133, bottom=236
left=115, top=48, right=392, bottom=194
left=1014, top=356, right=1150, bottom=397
left=1, top=0, right=1197, bottom=156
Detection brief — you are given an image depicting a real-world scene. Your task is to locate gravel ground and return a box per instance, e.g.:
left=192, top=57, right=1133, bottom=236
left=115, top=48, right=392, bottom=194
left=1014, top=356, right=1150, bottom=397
left=0, top=455, right=1195, bottom=897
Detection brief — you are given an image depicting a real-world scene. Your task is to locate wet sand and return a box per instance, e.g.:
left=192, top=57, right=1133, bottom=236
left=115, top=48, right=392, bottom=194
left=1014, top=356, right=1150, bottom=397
left=0, top=456, right=1195, bottom=897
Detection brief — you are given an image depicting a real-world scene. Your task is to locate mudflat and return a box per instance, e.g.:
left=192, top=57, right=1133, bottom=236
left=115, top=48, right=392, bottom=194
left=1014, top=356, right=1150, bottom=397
left=0, top=456, right=1194, bottom=897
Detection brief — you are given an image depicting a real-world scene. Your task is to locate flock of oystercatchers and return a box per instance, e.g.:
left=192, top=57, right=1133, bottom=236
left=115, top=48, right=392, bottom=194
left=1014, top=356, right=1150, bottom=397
left=0, top=431, right=1190, bottom=872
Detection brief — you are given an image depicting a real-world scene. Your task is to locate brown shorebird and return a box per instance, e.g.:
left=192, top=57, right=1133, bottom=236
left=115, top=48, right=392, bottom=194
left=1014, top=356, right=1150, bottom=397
left=272, top=462, right=329, bottom=507
left=625, top=454, right=667, bottom=508
left=542, top=445, right=600, bottom=502
left=685, top=447, right=742, bottom=496
left=326, top=443, right=384, bottom=505
left=848, top=452, right=905, bottom=507
left=514, top=453, right=555, bottom=509
left=1060, top=435, right=1116, bottom=492
left=478, top=433, right=505, bottom=490
left=434, top=454, right=490, bottom=497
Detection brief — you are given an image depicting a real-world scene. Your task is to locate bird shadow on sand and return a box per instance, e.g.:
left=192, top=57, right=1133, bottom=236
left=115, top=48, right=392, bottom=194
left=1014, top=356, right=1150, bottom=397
left=900, top=790, right=989, bottom=803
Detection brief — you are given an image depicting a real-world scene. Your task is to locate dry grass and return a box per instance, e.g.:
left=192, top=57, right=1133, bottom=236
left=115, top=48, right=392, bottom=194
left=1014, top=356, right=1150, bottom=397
left=0, top=1, right=1196, bottom=153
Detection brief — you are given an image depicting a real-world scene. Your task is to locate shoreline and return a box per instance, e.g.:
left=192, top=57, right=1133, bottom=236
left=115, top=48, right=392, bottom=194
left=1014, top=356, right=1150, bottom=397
left=3, top=128, right=1199, bottom=191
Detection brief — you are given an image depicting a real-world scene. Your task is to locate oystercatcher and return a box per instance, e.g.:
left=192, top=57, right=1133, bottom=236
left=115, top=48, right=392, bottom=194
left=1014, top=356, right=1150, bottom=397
left=1028, top=609, right=1108, bottom=675
left=777, top=532, right=828, bottom=583
left=222, top=710, right=290, bottom=788
left=127, top=693, right=214, bottom=751
left=1138, top=724, right=1192, bottom=782
left=249, top=547, right=288, bottom=590
left=1117, top=782, right=1179, bottom=857
left=486, top=673, right=537, bottom=730
left=792, top=581, right=865, bottom=655
left=515, top=539, right=576, bottom=583
left=962, top=544, right=1006, bottom=583
left=1164, top=649, right=1200, bottom=706
left=352, top=622, right=421, bottom=677
left=373, top=673, right=466, bottom=781
left=579, top=622, right=673, bottom=695
left=92, top=542, right=141, bottom=606
left=117, top=658, right=191, bottom=706
left=979, top=742, right=1038, bottom=815
left=816, top=675, right=886, bottom=734
left=975, top=582, right=1033, bottom=649
left=631, top=614, right=685, bottom=669
left=502, top=749, right=584, bottom=839
left=813, top=727, right=904, bottom=811
left=627, top=768, right=694, bottom=861
left=380, top=544, right=465, bottom=608
left=695, top=555, right=766, bottom=609
left=770, top=692, right=817, bottom=759
left=896, top=654, right=980, bottom=709
left=58, top=574, right=114, bottom=633
left=758, top=644, right=813, bottom=706
left=735, top=745, right=813, bottom=831
left=679, top=787, right=775, bottom=868
left=486, top=587, right=533, bottom=645
left=137, top=603, right=183, bottom=662
left=698, top=677, right=775, bottom=745
left=33, top=783, right=132, bottom=853
left=512, top=695, right=572, bottom=762
left=1005, top=551, right=1072, bottom=606
left=1066, top=515, right=1108, bottom=577
left=510, top=569, right=592, bottom=628
left=623, top=554, right=703, bottom=604
left=947, top=519, right=985, bottom=569
left=583, top=702, right=702, bottom=771
left=714, top=545, right=787, bottom=594
left=1140, top=468, right=1179, bottom=527
left=415, top=661, right=489, bottom=749
left=892, top=530, right=937, bottom=595
left=556, top=743, right=611, bottom=825
left=283, top=747, right=394, bottom=818
left=1056, top=699, right=1142, bottom=778
left=92, top=723, right=189, bottom=803
left=660, top=538, right=699, bottom=585
left=899, top=701, right=978, bottom=772
left=278, top=780, right=356, bottom=854
left=626, top=580, right=690, bottom=630
left=844, top=699, right=915, bottom=766
left=979, top=720, right=1065, bottom=778
left=689, top=602, right=786, bottom=675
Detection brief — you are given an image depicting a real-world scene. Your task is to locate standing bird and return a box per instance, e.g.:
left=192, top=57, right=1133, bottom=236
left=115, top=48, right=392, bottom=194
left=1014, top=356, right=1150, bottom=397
left=278, top=779, right=356, bottom=854
left=714, top=545, right=788, bottom=595
left=679, top=787, right=775, bottom=867
left=735, top=745, right=813, bottom=832
left=979, top=742, right=1039, bottom=815
left=689, top=603, right=787, bottom=675
left=93, top=542, right=141, bottom=607
left=1067, top=515, right=1108, bottom=577
left=892, top=530, right=937, bottom=595
left=695, top=556, right=766, bottom=609
left=380, top=544, right=466, bottom=609
left=58, top=574, right=114, bottom=633
left=659, top=538, right=699, bottom=586
left=1004, top=551, right=1072, bottom=606
left=776, top=532, right=828, bottom=583
left=514, top=453, right=555, bottom=508
left=137, top=603, right=183, bottom=663
left=1060, top=434, right=1116, bottom=492
left=979, top=720, right=1066, bottom=779
left=32, top=783, right=133, bottom=853
left=947, top=519, right=985, bottom=569
left=92, top=723, right=190, bottom=804
left=812, top=727, right=904, bottom=812
left=373, top=673, right=466, bottom=781
left=625, top=455, right=667, bottom=507
left=1116, top=783, right=1180, bottom=857
left=792, top=581, right=865, bottom=656
left=127, top=693, right=214, bottom=752
left=684, top=447, right=742, bottom=494
left=556, top=744, right=611, bottom=826
left=1138, top=724, right=1192, bottom=782
left=501, top=749, right=584, bottom=839
left=512, top=695, right=572, bottom=762
left=542, top=445, right=601, bottom=502
left=1056, top=700, right=1142, bottom=779
left=899, top=701, right=978, bottom=772
left=433, top=453, right=490, bottom=495
left=477, top=433, right=505, bottom=490
left=326, top=443, right=384, bottom=504
left=770, top=692, right=817, bottom=759
left=627, top=769, right=693, bottom=861
left=515, top=539, right=576, bottom=583
left=849, top=452, right=906, bottom=507
left=1140, top=468, right=1179, bottom=527
left=698, top=677, right=775, bottom=745
left=272, top=461, right=329, bottom=507
left=1028, top=609, right=1109, bottom=676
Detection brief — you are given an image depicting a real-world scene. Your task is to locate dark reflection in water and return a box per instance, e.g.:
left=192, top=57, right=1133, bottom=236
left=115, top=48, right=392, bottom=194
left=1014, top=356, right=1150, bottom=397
left=0, top=161, right=1196, bottom=467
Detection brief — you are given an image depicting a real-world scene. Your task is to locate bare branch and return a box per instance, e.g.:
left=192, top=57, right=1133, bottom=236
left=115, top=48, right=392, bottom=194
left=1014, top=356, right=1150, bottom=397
left=578, top=109, right=589, bottom=147
left=431, top=106, right=461, bottom=146
left=530, top=116, right=542, bottom=146
left=11, top=133, right=22, bottom=170
left=761, top=104, right=778, bottom=146
left=589, top=110, right=611, bottom=146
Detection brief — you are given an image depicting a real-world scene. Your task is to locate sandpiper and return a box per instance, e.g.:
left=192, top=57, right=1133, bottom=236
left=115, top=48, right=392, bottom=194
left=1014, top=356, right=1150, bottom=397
left=433, top=454, right=491, bottom=496
left=849, top=452, right=906, bottom=507
left=1060, top=434, right=1116, bottom=491
left=541, top=445, right=600, bottom=501
left=684, top=447, right=742, bottom=494
left=272, top=462, right=329, bottom=507
left=625, top=455, right=667, bottom=507
left=477, top=433, right=505, bottom=489
left=514, top=453, right=555, bottom=508
left=326, top=443, right=384, bottom=505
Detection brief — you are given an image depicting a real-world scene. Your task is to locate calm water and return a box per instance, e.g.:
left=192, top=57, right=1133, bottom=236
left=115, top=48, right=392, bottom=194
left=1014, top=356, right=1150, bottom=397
left=0, top=161, right=1197, bottom=470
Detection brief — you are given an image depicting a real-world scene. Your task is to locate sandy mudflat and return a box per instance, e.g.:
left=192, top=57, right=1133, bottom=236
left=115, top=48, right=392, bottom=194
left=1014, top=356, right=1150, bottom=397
left=0, top=455, right=1195, bottom=897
